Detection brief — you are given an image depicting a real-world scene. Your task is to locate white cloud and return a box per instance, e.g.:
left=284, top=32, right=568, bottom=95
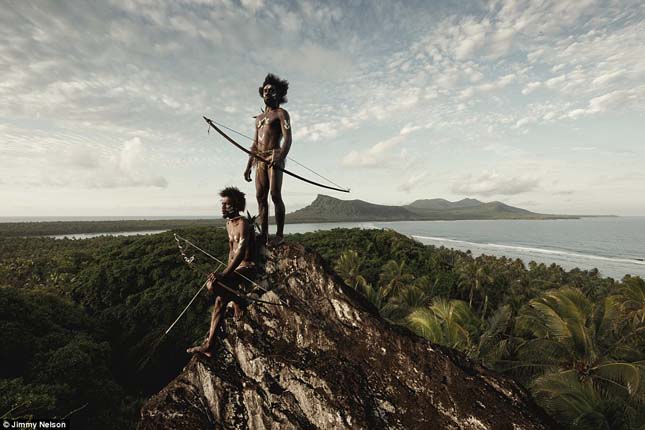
left=452, top=171, right=539, bottom=196
left=592, top=70, right=625, bottom=87
left=522, top=81, right=542, bottom=95
left=455, top=20, right=488, bottom=60
left=545, top=75, right=566, bottom=89
left=475, top=73, right=516, bottom=93
left=563, top=87, right=645, bottom=119
left=400, top=123, right=422, bottom=135
left=566, top=108, right=588, bottom=119
left=588, top=89, right=640, bottom=113
left=514, top=117, right=534, bottom=128
left=39, top=137, right=169, bottom=189
left=341, top=135, right=405, bottom=168
left=398, top=173, right=426, bottom=192
left=1, top=0, right=644, bottom=215
left=88, top=138, right=168, bottom=188
left=294, top=120, right=344, bottom=142
left=264, top=41, right=354, bottom=79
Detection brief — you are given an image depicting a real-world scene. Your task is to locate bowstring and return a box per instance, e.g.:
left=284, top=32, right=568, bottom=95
left=138, top=232, right=280, bottom=371
left=206, top=118, right=347, bottom=191
left=174, top=233, right=268, bottom=293
left=138, top=241, right=224, bottom=371
left=174, top=234, right=286, bottom=310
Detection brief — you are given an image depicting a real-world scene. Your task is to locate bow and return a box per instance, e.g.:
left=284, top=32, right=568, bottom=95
left=203, top=116, right=350, bottom=193
left=136, top=233, right=282, bottom=370
left=174, top=234, right=283, bottom=307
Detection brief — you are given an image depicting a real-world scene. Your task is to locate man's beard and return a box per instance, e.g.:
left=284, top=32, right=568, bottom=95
left=264, top=96, right=278, bottom=108
left=222, top=208, right=239, bottom=219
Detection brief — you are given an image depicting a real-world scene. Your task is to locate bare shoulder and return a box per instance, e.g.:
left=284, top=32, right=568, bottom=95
left=235, top=217, right=251, bottom=235
left=277, top=108, right=290, bottom=120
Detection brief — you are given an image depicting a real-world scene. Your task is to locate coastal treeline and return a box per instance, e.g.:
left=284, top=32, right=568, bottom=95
left=1, top=228, right=643, bottom=428
left=0, top=219, right=221, bottom=238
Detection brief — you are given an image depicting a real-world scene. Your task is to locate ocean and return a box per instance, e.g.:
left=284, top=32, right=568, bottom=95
left=282, top=217, right=645, bottom=280
left=10, top=216, right=644, bottom=280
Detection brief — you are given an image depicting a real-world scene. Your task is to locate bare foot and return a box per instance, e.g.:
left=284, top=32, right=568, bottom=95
left=186, top=344, right=214, bottom=357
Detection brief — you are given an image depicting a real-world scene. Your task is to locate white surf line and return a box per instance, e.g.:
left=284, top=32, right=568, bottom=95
left=411, top=235, right=645, bottom=266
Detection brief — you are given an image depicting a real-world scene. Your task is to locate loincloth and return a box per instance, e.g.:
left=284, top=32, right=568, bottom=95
left=254, top=149, right=286, bottom=169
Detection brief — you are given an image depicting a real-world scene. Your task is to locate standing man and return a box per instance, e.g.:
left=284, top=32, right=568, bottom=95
left=187, top=187, right=256, bottom=357
left=244, top=73, right=292, bottom=247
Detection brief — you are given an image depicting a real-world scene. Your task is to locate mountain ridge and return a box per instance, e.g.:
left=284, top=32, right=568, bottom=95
left=287, top=194, right=577, bottom=222
left=406, top=197, right=483, bottom=210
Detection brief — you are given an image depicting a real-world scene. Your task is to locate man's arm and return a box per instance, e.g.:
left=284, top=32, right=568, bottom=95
left=244, top=121, right=259, bottom=182
left=274, top=109, right=292, bottom=164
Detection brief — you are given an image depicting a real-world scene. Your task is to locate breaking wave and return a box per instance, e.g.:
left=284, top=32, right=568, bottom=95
left=411, top=235, right=645, bottom=266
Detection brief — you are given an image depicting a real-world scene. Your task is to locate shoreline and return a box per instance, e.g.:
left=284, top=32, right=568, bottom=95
left=0, top=215, right=622, bottom=238
left=2, top=219, right=643, bottom=279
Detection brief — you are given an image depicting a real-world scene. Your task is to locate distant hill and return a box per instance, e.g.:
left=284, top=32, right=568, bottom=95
left=288, top=195, right=577, bottom=222
left=0, top=197, right=577, bottom=238
left=406, top=198, right=483, bottom=210
left=288, top=195, right=416, bottom=222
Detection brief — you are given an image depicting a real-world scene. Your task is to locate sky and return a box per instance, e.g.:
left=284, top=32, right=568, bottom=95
left=1, top=0, right=644, bottom=217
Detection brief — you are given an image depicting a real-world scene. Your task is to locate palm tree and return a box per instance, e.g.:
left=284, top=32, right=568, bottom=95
left=509, top=287, right=643, bottom=427
left=359, top=282, right=406, bottom=322
left=390, top=285, right=431, bottom=310
left=376, top=285, right=433, bottom=324
left=607, top=276, right=645, bottom=326
left=532, top=372, right=632, bottom=430
left=476, top=304, right=515, bottom=367
left=456, top=259, right=494, bottom=314
left=406, top=297, right=479, bottom=353
left=335, top=250, right=368, bottom=290
left=378, top=260, right=414, bottom=301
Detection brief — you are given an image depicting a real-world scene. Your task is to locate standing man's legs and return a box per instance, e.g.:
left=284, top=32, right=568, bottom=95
left=255, top=163, right=270, bottom=244
left=269, top=165, right=285, bottom=241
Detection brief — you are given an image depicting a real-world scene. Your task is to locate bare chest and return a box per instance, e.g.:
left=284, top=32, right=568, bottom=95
left=257, top=112, right=283, bottom=144
left=226, top=226, right=242, bottom=245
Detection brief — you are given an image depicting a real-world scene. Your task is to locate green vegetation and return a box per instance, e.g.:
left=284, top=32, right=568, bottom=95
left=1, top=228, right=643, bottom=428
left=1, top=228, right=229, bottom=428
left=0, top=219, right=221, bottom=238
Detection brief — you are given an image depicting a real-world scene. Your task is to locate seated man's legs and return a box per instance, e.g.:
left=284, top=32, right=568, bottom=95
left=228, top=266, right=257, bottom=320
left=187, top=267, right=256, bottom=356
left=187, top=292, right=229, bottom=357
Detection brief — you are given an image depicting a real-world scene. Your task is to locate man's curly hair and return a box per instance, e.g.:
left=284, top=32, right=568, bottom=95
left=220, top=187, right=246, bottom=212
left=258, top=73, right=289, bottom=105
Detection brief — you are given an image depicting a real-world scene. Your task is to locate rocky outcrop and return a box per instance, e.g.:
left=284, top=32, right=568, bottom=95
left=139, top=243, right=556, bottom=430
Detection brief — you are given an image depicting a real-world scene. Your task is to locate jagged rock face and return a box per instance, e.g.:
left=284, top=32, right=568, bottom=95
left=139, top=243, right=556, bottom=430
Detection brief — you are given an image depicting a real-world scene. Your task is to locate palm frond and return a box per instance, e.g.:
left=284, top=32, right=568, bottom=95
left=593, top=362, right=641, bottom=397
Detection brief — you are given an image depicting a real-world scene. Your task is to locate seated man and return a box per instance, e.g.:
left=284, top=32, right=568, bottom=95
left=187, top=186, right=256, bottom=357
